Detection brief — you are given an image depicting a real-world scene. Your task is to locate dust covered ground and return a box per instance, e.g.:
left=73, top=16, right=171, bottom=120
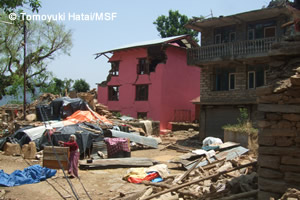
left=0, top=131, right=200, bottom=200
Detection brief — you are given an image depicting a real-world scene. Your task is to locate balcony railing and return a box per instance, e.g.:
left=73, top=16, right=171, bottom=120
left=187, top=37, right=281, bottom=65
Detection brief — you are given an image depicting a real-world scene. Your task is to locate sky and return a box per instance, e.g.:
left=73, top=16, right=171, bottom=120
left=26, top=0, right=270, bottom=89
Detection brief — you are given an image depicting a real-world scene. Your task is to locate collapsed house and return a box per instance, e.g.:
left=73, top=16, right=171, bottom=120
left=95, top=35, right=201, bottom=131
left=185, top=3, right=292, bottom=140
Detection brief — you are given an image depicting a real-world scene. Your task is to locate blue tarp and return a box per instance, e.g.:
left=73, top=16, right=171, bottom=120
left=0, top=164, right=56, bottom=187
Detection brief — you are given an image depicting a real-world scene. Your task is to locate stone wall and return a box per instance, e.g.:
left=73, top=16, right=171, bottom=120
left=257, top=64, right=300, bottom=199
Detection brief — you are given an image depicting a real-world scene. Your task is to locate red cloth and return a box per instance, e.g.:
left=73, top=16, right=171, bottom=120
left=63, top=141, right=79, bottom=152
left=104, top=138, right=130, bottom=157
left=127, top=172, right=159, bottom=184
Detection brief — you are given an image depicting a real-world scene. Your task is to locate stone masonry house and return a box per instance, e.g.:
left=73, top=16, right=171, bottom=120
left=95, top=35, right=200, bottom=131
left=185, top=5, right=291, bottom=140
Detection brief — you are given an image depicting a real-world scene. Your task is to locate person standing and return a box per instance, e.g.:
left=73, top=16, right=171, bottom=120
left=58, top=134, right=79, bottom=178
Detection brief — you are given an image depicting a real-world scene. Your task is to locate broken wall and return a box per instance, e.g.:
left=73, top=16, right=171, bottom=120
left=256, top=56, right=300, bottom=199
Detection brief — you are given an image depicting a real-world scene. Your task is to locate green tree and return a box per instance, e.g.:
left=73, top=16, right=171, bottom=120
left=41, top=78, right=74, bottom=95
left=73, top=79, right=90, bottom=93
left=0, top=0, right=41, bottom=13
left=0, top=13, right=73, bottom=99
left=153, top=10, right=199, bottom=42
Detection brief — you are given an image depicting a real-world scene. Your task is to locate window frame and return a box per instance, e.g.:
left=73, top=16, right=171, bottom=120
left=108, top=86, right=119, bottom=101
left=229, top=73, right=236, bottom=90
left=137, top=58, right=149, bottom=75
left=229, top=32, right=236, bottom=42
left=248, top=29, right=255, bottom=40
left=264, top=26, right=276, bottom=38
left=215, top=34, right=221, bottom=44
left=109, top=61, right=119, bottom=76
left=248, top=71, right=256, bottom=89
left=135, top=84, right=149, bottom=101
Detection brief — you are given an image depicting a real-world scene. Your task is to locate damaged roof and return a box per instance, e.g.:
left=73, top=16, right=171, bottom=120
left=95, top=35, right=198, bottom=58
left=185, top=6, right=290, bottom=32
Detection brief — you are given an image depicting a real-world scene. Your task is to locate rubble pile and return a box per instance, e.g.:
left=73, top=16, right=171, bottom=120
left=133, top=141, right=258, bottom=200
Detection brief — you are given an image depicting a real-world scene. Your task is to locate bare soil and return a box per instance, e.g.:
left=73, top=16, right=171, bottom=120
left=0, top=131, right=199, bottom=200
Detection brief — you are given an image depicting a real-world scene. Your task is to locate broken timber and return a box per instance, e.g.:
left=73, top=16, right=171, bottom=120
left=110, top=130, right=158, bottom=148
left=79, top=157, right=155, bottom=169
left=142, top=161, right=257, bottom=200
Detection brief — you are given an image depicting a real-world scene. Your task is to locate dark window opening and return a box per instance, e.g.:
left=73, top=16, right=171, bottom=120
left=108, top=86, right=119, bottom=101
left=215, top=34, right=221, bottom=44
left=137, top=58, right=149, bottom=75
left=248, top=29, right=255, bottom=40
left=214, top=26, right=236, bottom=43
left=264, top=26, right=276, bottom=38
left=136, top=84, right=148, bottom=101
left=137, top=112, right=147, bottom=119
left=109, top=61, right=119, bottom=76
left=229, top=73, right=235, bottom=90
left=248, top=20, right=276, bottom=39
left=213, top=67, right=235, bottom=91
left=229, top=32, right=236, bottom=42
left=247, top=65, right=267, bottom=89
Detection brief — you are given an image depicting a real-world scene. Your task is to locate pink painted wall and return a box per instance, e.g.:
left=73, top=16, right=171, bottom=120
left=97, top=45, right=200, bottom=130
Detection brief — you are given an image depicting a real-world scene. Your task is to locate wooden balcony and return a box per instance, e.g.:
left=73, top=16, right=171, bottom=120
left=187, top=37, right=281, bottom=65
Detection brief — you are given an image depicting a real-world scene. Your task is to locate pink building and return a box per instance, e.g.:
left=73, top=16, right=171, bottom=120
left=96, top=35, right=200, bottom=130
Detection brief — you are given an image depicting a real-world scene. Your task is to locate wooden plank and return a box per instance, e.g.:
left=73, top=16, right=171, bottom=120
left=79, top=157, right=154, bottom=169
left=258, top=104, right=300, bottom=113
left=218, top=142, right=240, bottom=150
left=43, top=146, right=69, bottom=153
left=110, top=130, right=158, bottom=148
left=43, top=153, right=68, bottom=161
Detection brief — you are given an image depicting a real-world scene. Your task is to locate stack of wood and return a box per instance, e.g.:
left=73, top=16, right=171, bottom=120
left=135, top=144, right=258, bottom=200
left=95, top=103, right=114, bottom=119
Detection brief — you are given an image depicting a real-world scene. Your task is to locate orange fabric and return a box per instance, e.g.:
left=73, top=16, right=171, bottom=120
left=64, top=110, right=112, bottom=125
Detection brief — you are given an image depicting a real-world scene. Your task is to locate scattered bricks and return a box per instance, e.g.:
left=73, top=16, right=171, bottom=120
left=258, top=177, right=287, bottom=193
left=275, top=137, right=294, bottom=147
left=290, top=74, right=300, bottom=86
left=258, top=190, right=282, bottom=200
left=259, top=147, right=300, bottom=156
left=278, top=120, right=293, bottom=129
left=281, top=156, right=300, bottom=166
left=266, top=113, right=282, bottom=121
left=258, top=167, right=284, bottom=179
left=257, top=120, right=271, bottom=128
left=284, top=172, right=300, bottom=183
left=3, top=142, right=21, bottom=156
left=256, top=85, right=274, bottom=96
left=280, top=165, right=300, bottom=173
left=258, top=155, right=280, bottom=169
left=258, top=136, right=276, bottom=146
left=282, top=114, right=300, bottom=122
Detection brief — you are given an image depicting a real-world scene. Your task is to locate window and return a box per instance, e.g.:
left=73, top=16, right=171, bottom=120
left=215, top=34, right=221, bottom=44
left=137, top=112, right=147, bottom=119
left=213, top=67, right=235, bottom=91
left=136, top=84, right=148, bottom=101
left=247, top=66, right=267, bottom=89
left=137, top=58, right=149, bottom=75
left=229, top=32, right=236, bottom=42
left=108, top=86, right=119, bottom=101
left=264, top=26, right=276, bottom=38
left=229, top=73, right=236, bottom=90
left=248, top=29, right=254, bottom=40
left=248, top=71, right=255, bottom=89
left=109, top=61, right=119, bottom=76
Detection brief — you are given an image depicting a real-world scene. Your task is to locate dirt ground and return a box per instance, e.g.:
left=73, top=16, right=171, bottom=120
left=0, top=131, right=200, bottom=200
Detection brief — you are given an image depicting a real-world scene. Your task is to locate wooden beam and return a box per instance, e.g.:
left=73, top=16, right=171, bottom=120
left=143, top=161, right=257, bottom=200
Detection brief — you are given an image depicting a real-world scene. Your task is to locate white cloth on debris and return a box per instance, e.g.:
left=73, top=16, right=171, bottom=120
left=192, top=149, right=216, bottom=159
left=202, top=137, right=223, bottom=147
